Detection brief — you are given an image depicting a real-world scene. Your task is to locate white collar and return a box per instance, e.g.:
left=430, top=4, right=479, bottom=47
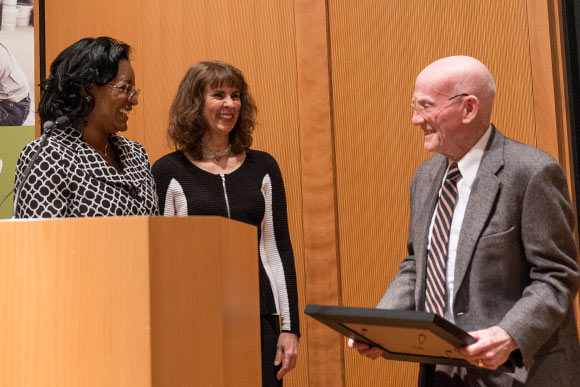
left=454, top=125, right=492, bottom=188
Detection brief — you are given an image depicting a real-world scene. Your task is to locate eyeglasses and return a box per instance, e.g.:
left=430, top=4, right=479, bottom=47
left=107, top=83, right=140, bottom=100
left=410, top=93, right=469, bottom=116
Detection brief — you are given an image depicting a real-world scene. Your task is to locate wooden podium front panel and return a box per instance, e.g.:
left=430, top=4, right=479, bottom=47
left=149, top=216, right=260, bottom=387
left=0, top=217, right=153, bottom=387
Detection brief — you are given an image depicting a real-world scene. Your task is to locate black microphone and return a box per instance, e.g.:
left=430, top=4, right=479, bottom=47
left=55, top=115, right=70, bottom=128
left=41, top=116, right=69, bottom=135
left=43, top=120, right=55, bottom=131
left=12, top=115, right=70, bottom=218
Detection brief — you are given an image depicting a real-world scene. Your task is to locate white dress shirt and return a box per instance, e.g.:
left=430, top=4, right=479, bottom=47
left=0, top=42, right=29, bottom=102
left=427, top=126, right=492, bottom=322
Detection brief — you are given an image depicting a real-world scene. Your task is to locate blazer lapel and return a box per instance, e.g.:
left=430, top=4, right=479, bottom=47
left=75, top=136, right=139, bottom=187
left=52, top=126, right=142, bottom=194
left=453, top=127, right=505, bottom=297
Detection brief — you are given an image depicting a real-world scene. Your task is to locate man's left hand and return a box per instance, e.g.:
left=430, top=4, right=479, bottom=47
left=457, top=326, right=519, bottom=370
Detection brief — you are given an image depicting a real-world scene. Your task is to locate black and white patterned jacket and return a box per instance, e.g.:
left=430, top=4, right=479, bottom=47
left=14, top=125, right=158, bottom=218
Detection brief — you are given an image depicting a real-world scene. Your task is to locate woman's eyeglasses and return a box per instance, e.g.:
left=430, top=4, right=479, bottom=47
left=107, top=83, right=140, bottom=100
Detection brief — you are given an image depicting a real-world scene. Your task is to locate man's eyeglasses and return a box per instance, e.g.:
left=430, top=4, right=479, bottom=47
left=410, top=93, right=469, bottom=115
left=107, top=83, right=140, bottom=100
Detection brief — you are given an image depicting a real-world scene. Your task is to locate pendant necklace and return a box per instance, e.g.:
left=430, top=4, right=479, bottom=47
left=95, top=141, right=109, bottom=158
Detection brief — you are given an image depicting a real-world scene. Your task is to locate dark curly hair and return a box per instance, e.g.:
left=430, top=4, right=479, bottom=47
left=38, top=36, right=131, bottom=130
left=167, top=61, right=257, bottom=159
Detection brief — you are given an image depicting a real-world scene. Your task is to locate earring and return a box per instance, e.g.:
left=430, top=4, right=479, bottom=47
left=85, top=95, right=93, bottom=103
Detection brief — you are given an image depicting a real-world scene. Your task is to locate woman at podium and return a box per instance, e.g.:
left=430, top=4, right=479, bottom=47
left=14, top=37, right=158, bottom=218
left=152, top=61, right=300, bottom=387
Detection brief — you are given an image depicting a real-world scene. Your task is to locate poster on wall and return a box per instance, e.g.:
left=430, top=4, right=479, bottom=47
left=0, top=0, right=35, bottom=218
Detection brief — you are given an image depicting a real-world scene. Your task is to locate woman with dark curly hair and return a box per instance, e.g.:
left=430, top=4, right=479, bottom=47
left=152, top=61, right=300, bottom=387
left=14, top=37, right=158, bottom=217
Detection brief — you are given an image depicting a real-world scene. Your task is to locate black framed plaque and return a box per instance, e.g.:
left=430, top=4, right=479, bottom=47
left=305, top=304, right=479, bottom=367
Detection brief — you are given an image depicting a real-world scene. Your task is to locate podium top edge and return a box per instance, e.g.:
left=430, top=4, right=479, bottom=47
left=0, top=215, right=256, bottom=230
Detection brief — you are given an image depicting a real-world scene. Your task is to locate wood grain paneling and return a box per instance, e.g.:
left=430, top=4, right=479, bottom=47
left=294, top=0, right=344, bottom=386
left=527, top=0, right=568, bottom=162
left=42, top=0, right=145, bottom=143
left=148, top=217, right=261, bottom=386
left=34, top=1, right=40, bottom=136
left=533, top=0, right=580, bottom=336
left=0, top=217, right=152, bottom=387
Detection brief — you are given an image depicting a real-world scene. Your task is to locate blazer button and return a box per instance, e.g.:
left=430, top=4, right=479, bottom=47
left=456, top=312, right=465, bottom=317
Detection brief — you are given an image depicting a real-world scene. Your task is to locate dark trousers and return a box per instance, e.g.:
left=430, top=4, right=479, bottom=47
left=0, top=95, right=30, bottom=126
left=420, top=364, right=522, bottom=387
left=261, top=314, right=282, bottom=387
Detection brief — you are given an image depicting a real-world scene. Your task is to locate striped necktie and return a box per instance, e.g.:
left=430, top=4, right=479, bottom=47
left=425, top=163, right=462, bottom=316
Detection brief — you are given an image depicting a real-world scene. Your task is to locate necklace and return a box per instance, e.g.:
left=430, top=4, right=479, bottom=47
left=94, top=142, right=109, bottom=158
left=202, top=144, right=231, bottom=159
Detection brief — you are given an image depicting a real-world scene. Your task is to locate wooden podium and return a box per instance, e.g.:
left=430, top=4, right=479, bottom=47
left=0, top=216, right=261, bottom=387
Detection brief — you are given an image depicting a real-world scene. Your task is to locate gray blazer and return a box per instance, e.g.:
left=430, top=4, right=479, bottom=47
left=378, top=127, right=580, bottom=386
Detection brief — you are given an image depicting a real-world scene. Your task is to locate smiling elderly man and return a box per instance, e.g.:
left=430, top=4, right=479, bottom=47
left=350, top=56, right=580, bottom=387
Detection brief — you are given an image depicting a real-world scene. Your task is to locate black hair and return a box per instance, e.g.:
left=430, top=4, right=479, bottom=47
left=38, top=36, right=131, bottom=129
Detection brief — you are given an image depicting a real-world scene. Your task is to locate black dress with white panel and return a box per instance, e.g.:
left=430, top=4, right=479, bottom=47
left=14, top=125, right=159, bottom=218
left=152, top=150, right=300, bottom=387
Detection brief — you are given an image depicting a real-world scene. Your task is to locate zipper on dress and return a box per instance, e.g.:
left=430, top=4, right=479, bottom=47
left=220, top=174, right=231, bottom=219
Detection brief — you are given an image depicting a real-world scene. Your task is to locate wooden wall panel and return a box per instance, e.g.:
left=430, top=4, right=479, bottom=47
left=43, top=0, right=145, bottom=144
left=537, top=0, right=580, bottom=338
left=328, top=1, right=545, bottom=386
left=294, top=1, right=344, bottom=386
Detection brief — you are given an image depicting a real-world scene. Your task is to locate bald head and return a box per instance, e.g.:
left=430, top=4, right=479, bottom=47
left=417, top=56, right=495, bottom=126
left=411, top=56, right=496, bottom=161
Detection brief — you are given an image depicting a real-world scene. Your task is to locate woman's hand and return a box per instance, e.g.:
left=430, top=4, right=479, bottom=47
left=274, top=332, right=299, bottom=380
